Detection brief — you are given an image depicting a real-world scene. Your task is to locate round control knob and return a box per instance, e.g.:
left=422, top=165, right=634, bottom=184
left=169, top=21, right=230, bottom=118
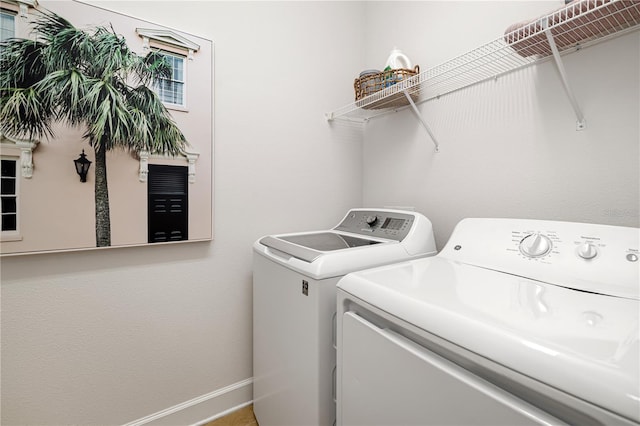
left=365, top=215, right=378, bottom=227
left=577, top=242, right=598, bottom=259
left=519, top=233, right=552, bottom=258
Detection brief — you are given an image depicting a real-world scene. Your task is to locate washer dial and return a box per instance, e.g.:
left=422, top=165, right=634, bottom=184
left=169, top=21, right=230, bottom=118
left=519, top=233, right=553, bottom=258
left=577, top=242, right=598, bottom=259
left=365, top=215, right=378, bottom=227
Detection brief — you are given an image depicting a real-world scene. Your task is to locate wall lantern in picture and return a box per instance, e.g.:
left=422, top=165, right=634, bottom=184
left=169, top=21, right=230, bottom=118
left=73, top=150, right=92, bottom=182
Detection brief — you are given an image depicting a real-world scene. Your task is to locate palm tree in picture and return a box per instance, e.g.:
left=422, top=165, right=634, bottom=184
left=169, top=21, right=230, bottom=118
left=0, top=10, right=187, bottom=247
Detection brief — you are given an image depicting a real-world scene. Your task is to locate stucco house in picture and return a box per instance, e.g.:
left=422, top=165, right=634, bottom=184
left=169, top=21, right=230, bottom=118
left=1, top=0, right=213, bottom=256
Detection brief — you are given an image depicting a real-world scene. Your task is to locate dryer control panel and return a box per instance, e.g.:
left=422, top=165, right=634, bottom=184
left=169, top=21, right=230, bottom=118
left=334, top=209, right=416, bottom=241
left=440, top=218, right=639, bottom=300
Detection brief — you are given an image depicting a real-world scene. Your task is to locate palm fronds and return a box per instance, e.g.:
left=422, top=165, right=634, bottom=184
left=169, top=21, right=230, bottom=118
left=0, top=8, right=187, bottom=154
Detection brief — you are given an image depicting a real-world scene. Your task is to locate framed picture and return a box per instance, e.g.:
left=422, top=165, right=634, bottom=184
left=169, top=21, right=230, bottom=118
left=0, top=0, right=213, bottom=255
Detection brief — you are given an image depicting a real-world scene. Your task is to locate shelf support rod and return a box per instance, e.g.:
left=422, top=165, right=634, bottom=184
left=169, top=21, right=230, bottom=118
left=542, top=17, right=586, bottom=131
left=403, top=90, right=440, bottom=152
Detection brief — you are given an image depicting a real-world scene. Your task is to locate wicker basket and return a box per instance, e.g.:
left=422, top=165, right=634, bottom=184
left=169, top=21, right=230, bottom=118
left=354, top=65, right=420, bottom=110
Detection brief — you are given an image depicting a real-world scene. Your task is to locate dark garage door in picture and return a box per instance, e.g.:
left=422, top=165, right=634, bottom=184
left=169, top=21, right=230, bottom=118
left=148, top=164, right=188, bottom=243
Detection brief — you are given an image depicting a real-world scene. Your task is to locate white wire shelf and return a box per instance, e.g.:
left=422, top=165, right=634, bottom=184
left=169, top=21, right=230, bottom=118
left=326, top=0, right=640, bottom=123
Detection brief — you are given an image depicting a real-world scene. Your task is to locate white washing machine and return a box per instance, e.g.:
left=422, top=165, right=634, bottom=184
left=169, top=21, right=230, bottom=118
left=253, top=208, right=437, bottom=426
left=337, top=218, right=639, bottom=426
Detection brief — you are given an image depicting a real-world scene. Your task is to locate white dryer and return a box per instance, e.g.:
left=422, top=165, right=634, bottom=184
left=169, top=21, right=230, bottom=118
left=253, top=208, right=437, bottom=426
left=337, top=218, right=639, bottom=426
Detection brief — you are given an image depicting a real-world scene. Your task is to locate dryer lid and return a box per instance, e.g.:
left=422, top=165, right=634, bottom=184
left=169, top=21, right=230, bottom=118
left=338, top=256, right=640, bottom=423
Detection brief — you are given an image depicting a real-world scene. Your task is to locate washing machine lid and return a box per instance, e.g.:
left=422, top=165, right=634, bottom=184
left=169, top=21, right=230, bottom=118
left=259, top=232, right=382, bottom=263
left=255, top=230, right=427, bottom=280
left=278, top=232, right=380, bottom=252
left=338, top=256, right=640, bottom=423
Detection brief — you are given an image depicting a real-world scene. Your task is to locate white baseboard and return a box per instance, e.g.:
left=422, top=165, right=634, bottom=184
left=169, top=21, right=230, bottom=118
left=123, top=378, right=253, bottom=426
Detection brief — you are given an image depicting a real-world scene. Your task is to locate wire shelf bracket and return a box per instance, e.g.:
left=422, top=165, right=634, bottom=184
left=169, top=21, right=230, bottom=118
left=542, top=17, right=587, bottom=130
left=403, top=90, right=440, bottom=152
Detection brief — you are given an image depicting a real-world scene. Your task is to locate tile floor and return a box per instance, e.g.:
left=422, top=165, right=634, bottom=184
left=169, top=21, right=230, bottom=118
left=203, top=404, right=258, bottom=426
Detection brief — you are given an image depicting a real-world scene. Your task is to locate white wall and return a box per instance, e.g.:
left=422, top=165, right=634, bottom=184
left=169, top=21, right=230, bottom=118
left=362, top=1, right=639, bottom=248
left=0, top=1, right=364, bottom=425
left=2, top=1, right=638, bottom=425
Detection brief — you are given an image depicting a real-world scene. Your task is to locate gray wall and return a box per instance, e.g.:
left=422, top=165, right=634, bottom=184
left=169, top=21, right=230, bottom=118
left=1, top=1, right=638, bottom=425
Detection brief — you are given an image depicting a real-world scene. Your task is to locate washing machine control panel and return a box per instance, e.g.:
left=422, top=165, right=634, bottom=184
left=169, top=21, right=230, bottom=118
left=441, top=218, right=639, bottom=300
left=519, top=233, right=553, bottom=258
left=335, top=209, right=417, bottom=242
left=512, top=228, right=629, bottom=263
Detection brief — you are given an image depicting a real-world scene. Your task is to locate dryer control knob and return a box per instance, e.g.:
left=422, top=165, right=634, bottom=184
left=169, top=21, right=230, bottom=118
left=365, top=215, right=378, bottom=227
left=577, top=242, right=598, bottom=259
left=519, top=233, right=552, bottom=258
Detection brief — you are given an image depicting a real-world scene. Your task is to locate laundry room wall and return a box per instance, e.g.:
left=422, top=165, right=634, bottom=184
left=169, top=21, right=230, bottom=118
left=361, top=1, right=640, bottom=248
left=0, top=1, right=364, bottom=425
